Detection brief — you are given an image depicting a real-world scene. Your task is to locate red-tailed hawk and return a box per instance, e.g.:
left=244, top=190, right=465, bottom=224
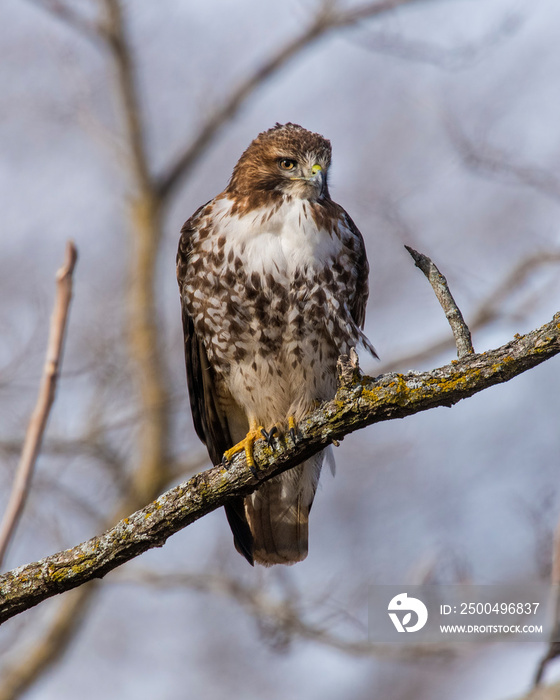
left=177, top=123, right=374, bottom=566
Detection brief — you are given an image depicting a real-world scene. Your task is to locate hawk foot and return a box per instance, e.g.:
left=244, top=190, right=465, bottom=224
left=223, top=425, right=272, bottom=478
left=288, top=415, right=298, bottom=443
left=260, top=426, right=278, bottom=448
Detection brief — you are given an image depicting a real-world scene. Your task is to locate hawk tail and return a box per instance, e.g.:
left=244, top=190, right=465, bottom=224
left=244, top=455, right=322, bottom=566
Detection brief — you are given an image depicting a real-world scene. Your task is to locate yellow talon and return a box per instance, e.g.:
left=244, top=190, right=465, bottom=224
left=288, top=415, right=297, bottom=442
left=224, top=431, right=259, bottom=469
left=223, top=421, right=266, bottom=474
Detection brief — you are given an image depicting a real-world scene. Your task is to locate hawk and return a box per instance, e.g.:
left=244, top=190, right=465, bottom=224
left=177, top=123, right=374, bottom=566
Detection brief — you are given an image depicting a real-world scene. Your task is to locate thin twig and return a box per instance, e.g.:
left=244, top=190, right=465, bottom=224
left=533, top=520, right=560, bottom=687
left=0, top=242, right=77, bottom=568
left=0, top=584, right=98, bottom=700
left=382, top=250, right=560, bottom=371
left=405, top=245, right=474, bottom=358
left=101, top=0, right=153, bottom=196
left=350, top=9, right=527, bottom=71
left=0, top=311, right=558, bottom=624
left=447, top=118, right=560, bottom=203
left=0, top=2, right=170, bottom=692
left=25, top=0, right=105, bottom=45
left=113, top=569, right=451, bottom=660
left=156, top=0, right=425, bottom=203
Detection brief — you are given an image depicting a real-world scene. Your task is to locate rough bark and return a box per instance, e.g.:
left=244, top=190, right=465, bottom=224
left=1, top=312, right=558, bottom=625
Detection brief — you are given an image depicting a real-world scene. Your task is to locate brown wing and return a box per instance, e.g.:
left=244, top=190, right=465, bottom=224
left=342, top=211, right=370, bottom=329
left=341, top=211, right=378, bottom=360
left=177, top=206, right=254, bottom=564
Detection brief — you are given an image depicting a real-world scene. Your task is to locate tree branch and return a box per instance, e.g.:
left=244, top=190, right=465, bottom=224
left=0, top=241, right=77, bottom=568
left=156, top=0, right=427, bottom=204
left=1, top=311, right=558, bottom=624
left=25, top=0, right=105, bottom=45
left=383, top=250, right=560, bottom=371
left=101, top=0, right=153, bottom=197
left=0, top=3, right=172, bottom=693
left=0, top=584, right=99, bottom=700
left=447, top=118, right=560, bottom=203
left=114, top=568, right=448, bottom=659
left=100, top=0, right=171, bottom=501
left=349, top=9, right=526, bottom=71
left=405, top=246, right=474, bottom=357
left=533, top=515, right=560, bottom=687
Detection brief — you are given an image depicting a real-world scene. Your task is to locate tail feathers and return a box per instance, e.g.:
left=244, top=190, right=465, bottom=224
left=246, top=486, right=310, bottom=566
left=244, top=456, right=322, bottom=566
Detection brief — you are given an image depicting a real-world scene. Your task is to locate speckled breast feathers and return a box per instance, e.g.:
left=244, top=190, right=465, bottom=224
left=177, top=123, right=373, bottom=565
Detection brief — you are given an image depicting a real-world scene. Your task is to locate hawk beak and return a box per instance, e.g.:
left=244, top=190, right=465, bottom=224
left=291, top=164, right=323, bottom=182
left=290, top=164, right=323, bottom=183
left=308, top=164, right=323, bottom=182
left=308, top=164, right=324, bottom=191
left=289, top=164, right=325, bottom=196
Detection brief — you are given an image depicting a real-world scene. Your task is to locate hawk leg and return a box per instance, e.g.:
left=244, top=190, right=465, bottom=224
left=223, top=421, right=276, bottom=477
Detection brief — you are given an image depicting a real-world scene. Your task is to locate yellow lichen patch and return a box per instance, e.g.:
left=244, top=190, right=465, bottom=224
left=433, top=368, right=481, bottom=395
left=49, top=558, right=92, bottom=584
left=359, top=375, right=411, bottom=408
left=490, top=356, right=514, bottom=374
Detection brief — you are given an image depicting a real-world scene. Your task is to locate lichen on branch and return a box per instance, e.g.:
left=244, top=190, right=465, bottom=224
left=0, top=312, right=558, bottom=625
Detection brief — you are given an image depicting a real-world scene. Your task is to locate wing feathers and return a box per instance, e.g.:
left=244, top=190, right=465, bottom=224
left=178, top=213, right=255, bottom=565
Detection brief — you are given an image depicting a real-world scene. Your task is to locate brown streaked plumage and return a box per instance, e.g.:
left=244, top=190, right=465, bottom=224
left=177, top=123, right=374, bottom=566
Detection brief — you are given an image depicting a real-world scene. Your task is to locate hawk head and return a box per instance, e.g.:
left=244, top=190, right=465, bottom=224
left=227, top=123, right=332, bottom=202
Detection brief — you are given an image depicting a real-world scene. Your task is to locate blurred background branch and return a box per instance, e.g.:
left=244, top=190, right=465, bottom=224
left=155, top=0, right=427, bottom=204
left=112, top=567, right=453, bottom=660
left=1, top=0, right=435, bottom=697
left=448, top=117, right=560, bottom=203
left=1, top=0, right=560, bottom=698
left=0, top=241, right=77, bottom=567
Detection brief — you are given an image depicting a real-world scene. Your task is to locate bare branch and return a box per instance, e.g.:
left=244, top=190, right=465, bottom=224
left=25, top=0, right=105, bottom=45
left=448, top=119, right=560, bottom=203
left=114, top=569, right=451, bottom=660
left=350, top=9, right=527, bottom=71
left=0, top=311, right=558, bottom=624
left=533, top=517, right=560, bottom=687
left=0, top=242, right=77, bottom=568
left=100, top=0, right=153, bottom=197
left=405, top=245, right=474, bottom=358
left=0, top=584, right=99, bottom=700
left=100, top=0, right=171, bottom=503
left=0, top=4, right=169, bottom=688
left=384, top=250, right=560, bottom=371
left=156, top=0, right=428, bottom=204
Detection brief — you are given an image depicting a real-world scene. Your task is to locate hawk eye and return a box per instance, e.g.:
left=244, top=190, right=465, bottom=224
left=279, top=158, right=297, bottom=171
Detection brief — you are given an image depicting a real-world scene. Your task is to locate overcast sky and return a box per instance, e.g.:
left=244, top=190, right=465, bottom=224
left=1, top=1, right=560, bottom=698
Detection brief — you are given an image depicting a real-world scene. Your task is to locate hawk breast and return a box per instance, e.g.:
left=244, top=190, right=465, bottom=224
left=185, top=194, right=364, bottom=426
